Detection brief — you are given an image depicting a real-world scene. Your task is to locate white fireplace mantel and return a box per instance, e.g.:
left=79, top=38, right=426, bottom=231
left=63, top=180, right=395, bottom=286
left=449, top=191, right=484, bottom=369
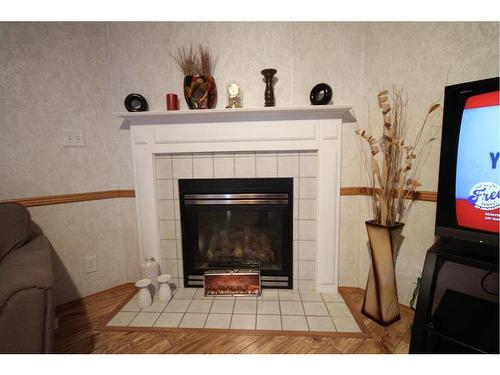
left=116, top=105, right=352, bottom=293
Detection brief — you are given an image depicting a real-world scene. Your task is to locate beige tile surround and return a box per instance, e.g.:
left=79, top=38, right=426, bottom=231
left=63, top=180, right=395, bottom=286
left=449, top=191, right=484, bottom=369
left=155, top=151, right=318, bottom=290
left=107, top=288, right=362, bottom=334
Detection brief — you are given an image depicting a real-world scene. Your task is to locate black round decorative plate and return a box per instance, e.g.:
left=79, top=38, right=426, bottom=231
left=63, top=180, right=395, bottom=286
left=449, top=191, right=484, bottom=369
left=310, top=83, right=332, bottom=105
left=124, top=93, right=149, bottom=112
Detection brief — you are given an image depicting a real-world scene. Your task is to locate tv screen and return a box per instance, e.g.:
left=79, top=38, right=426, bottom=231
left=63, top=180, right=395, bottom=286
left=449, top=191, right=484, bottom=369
left=436, top=77, right=499, bottom=246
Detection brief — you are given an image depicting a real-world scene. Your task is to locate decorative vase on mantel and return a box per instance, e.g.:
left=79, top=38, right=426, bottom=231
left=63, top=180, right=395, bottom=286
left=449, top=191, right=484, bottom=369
left=183, top=75, right=217, bottom=109
left=361, top=220, right=404, bottom=326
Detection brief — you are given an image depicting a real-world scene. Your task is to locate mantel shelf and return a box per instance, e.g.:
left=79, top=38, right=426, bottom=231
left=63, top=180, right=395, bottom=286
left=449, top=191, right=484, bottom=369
left=115, top=105, right=353, bottom=129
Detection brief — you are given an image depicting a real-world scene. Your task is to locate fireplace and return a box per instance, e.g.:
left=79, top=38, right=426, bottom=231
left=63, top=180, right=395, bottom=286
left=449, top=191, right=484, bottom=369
left=179, top=178, right=293, bottom=288
left=118, top=105, right=349, bottom=293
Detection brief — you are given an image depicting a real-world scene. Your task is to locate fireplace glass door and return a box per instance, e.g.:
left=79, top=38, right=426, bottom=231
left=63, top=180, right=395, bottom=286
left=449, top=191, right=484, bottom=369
left=179, top=179, right=293, bottom=288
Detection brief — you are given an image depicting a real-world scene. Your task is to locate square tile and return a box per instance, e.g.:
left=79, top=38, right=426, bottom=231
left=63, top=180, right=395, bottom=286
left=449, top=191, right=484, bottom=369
left=156, top=157, right=172, bottom=179
left=159, top=220, right=176, bottom=240
left=257, top=300, right=280, bottom=315
left=173, top=288, right=198, bottom=299
left=306, top=316, right=336, bottom=332
left=326, top=302, right=352, bottom=317
left=164, top=299, right=191, bottom=313
left=158, top=200, right=175, bottom=220
left=234, top=153, right=256, bottom=178
left=129, top=312, right=161, bottom=327
left=299, top=178, right=317, bottom=199
left=214, top=155, right=235, bottom=178
left=172, top=157, right=193, bottom=179
left=298, top=260, right=316, bottom=279
left=299, top=199, right=316, bottom=220
left=230, top=314, right=256, bottom=330
left=299, top=280, right=316, bottom=290
left=192, top=155, right=214, bottom=178
left=141, top=299, right=169, bottom=313
left=120, top=298, right=141, bottom=312
left=179, top=313, right=207, bottom=328
left=160, top=239, right=177, bottom=259
left=156, top=180, right=174, bottom=199
left=280, top=301, right=304, bottom=315
left=188, top=299, right=213, bottom=313
left=303, top=301, right=329, bottom=316
left=233, top=299, right=257, bottom=314
left=281, top=315, right=308, bottom=331
left=299, top=290, right=323, bottom=302
left=299, top=153, right=317, bottom=177
left=257, top=315, right=282, bottom=330
left=332, top=317, right=362, bottom=332
left=205, top=313, right=232, bottom=329
left=210, top=299, right=235, bottom=313
left=235, top=295, right=257, bottom=300
left=163, top=259, right=179, bottom=278
left=194, top=288, right=212, bottom=299
left=298, top=221, right=316, bottom=241
left=278, top=289, right=301, bottom=301
left=259, top=289, right=279, bottom=300
left=298, top=241, right=316, bottom=261
left=256, top=154, right=277, bottom=177
left=154, top=312, right=184, bottom=328
left=107, top=312, right=137, bottom=326
left=321, top=293, right=345, bottom=303
left=277, top=154, right=299, bottom=177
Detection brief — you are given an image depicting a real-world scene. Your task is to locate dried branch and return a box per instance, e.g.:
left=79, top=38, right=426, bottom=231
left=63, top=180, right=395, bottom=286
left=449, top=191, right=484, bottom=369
left=172, top=46, right=198, bottom=76
left=355, top=88, right=441, bottom=226
left=172, top=45, right=216, bottom=77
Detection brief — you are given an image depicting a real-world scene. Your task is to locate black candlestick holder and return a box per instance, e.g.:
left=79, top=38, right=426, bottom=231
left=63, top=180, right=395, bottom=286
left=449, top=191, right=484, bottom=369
left=261, top=68, right=277, bottom=107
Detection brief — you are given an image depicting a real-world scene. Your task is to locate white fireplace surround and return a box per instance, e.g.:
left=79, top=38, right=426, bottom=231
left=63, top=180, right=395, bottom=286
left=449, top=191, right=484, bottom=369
left=117, top=105, right=352, bottom=293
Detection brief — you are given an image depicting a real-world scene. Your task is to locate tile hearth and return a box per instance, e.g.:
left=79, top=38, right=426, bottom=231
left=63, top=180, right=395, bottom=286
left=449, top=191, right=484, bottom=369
left=105, top=288, right=363, bottom=334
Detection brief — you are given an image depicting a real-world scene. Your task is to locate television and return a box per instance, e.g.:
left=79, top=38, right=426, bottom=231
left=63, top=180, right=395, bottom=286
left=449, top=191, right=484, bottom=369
left=435, top=77, right=499, bottom=247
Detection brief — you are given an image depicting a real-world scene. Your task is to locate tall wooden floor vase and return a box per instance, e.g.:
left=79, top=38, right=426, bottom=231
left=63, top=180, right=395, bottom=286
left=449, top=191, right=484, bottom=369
left=362, top=220, right=404, bottom=326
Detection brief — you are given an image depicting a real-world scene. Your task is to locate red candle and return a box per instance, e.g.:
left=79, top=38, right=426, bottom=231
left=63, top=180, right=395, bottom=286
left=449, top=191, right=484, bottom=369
left=166, top=93, right=179, bottom=110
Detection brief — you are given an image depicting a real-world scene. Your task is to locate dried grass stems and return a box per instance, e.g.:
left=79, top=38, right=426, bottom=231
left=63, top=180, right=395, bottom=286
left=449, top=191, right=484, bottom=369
left=356, top=88, right=441, bottom=226
left=172, top=45, right=216, bottom=77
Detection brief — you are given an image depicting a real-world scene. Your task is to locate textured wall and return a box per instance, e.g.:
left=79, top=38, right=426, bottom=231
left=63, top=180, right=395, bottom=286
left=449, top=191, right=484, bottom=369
left=0, top=23, right=140, bottom=304
left=1, top=22, right=498, bottom=305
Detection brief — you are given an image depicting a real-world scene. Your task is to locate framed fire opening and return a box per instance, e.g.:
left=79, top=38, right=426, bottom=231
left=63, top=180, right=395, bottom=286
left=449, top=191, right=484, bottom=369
left=179, top=178, right=293, bottom=289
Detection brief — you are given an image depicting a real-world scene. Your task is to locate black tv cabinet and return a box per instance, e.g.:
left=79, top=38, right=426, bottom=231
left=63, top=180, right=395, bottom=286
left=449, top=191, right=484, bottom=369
left=409, top=238, right=499, bottom=354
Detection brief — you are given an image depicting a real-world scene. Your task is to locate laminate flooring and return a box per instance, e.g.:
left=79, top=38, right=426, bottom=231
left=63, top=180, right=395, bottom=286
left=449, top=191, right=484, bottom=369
left=55, top=283, right=414, bottom=354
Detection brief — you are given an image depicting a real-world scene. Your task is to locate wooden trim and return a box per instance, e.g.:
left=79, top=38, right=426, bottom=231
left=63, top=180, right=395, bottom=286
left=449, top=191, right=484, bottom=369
left=1, top=189, right=135, bottom=207
left=1, top=186, right=435, bottom=208
left=340, top=187, right=437, bottom=202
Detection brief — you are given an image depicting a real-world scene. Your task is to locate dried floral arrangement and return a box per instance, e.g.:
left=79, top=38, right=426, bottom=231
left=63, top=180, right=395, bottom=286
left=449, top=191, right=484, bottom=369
left=172, top=45, right=215, bottom=76
left=356, top=89, right=440, bottom=227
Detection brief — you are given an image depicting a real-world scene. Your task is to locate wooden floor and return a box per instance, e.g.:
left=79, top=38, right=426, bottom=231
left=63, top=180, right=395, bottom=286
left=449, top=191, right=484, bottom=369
left=55, top=283, right=414, bottom=354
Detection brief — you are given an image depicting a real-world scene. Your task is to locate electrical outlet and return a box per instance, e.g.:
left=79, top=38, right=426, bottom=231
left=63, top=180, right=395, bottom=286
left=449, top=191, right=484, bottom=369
left=84, top=255, right=97, bottom=274
left=63, top=129, right=86, bottom=147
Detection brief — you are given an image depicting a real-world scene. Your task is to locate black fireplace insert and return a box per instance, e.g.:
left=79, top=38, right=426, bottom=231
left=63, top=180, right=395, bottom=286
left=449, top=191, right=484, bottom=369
left=179, top=178, right=293, bottom=288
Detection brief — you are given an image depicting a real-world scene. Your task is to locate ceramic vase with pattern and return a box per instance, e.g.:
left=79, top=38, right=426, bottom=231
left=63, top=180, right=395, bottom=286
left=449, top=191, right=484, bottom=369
left=183, top=75, right=217, bottom=109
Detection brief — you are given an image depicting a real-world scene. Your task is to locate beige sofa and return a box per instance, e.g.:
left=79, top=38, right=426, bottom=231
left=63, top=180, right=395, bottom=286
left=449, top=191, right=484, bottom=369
left=0, top=203, right=55, bottom=353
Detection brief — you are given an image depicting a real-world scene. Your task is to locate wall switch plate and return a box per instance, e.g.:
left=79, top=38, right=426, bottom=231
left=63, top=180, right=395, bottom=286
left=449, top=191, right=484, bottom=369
left=85, top=255, right=97, bottom=274
left=63, top=129, right=86, bottom=147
